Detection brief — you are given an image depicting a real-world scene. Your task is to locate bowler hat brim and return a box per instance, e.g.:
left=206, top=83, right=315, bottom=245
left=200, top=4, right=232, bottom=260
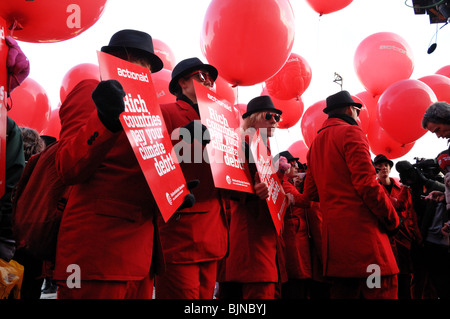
left=168, top=64, right=218, bottom=95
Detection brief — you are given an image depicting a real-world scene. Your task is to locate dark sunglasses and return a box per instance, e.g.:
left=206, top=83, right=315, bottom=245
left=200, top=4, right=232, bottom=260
left=265, top=112, right=281, bottom=122
left=186, top=70, right=213, bottom=84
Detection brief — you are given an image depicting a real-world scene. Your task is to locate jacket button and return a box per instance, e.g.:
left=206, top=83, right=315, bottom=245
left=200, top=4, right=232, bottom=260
left=87, top=139, right=93, bottom=145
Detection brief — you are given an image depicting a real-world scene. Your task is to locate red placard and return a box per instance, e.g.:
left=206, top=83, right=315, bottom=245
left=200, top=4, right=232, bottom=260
left=0, top=17, right=8, bottom=198
left=97, top=51, right=189, bottom=222
left=195, top=82, right=253, bottom=193
left=250, top=130, right=287, bottom=234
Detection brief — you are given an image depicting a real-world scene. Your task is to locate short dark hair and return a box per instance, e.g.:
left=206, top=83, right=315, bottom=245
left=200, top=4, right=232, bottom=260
left=422, top=102, right=450, bottom=129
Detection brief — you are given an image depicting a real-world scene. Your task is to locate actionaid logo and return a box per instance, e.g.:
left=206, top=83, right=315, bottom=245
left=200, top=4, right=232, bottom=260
left=66, top=4, right=81, bottom=29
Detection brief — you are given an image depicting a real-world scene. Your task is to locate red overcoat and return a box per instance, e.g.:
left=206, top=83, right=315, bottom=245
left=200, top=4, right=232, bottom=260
left=53, top=79, right=161, bottom=281
left=157, top=100, right=228, bottom=263
left=303, top=117, right=399, bottom=278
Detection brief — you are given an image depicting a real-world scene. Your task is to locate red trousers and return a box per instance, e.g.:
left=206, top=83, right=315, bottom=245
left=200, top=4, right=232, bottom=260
left=56, top=273, right=154, bottom=299
left=329, top=274, right=398, bottom=299
left=155, top=260, right=217, bottom=299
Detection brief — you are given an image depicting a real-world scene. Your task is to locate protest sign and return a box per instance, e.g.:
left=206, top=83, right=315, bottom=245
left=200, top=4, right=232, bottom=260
left=97, top=51, right=189, bottom=221
left=250, top=130, right=287, bottom=234
left=195, top=82, right=253, bottom=193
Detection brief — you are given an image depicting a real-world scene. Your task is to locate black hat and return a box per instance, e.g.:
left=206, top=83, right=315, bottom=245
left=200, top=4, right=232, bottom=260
left=101, top=29, right=163, bottom=73
left=169, top=57, right=218, bottom=95
left=373, top=154, right=394, bottom=168
left=242, top=95, right=282, bottom=119
left=273, top=151, right=299, bottom=163
left=323, top=90, right=362, bottom=114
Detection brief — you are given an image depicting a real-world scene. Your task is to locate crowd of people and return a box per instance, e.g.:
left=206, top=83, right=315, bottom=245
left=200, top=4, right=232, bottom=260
left=1, top=29, right=449, bottom=300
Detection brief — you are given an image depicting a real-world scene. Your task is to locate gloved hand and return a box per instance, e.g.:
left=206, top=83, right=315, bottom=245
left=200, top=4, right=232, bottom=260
left=181, top=120, right=211, bottom=145
left=177, top=193, right=196, bottom=210
left=5, top=36, right=30, bottom=94
left=92, top=80, right=126, bottom=132
left=437, top=153, right=450, bottom=173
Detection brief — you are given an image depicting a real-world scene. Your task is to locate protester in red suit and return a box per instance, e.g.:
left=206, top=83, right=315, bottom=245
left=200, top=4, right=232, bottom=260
left=374, top=154, right=422, bottom=299
left=299, top=91, right=400, bottom=299
left=218, top=96, right=287, bottom=299
left=154, top=58, right=228, bottom=299
left=53, top=29, right=182, bottom=299
left=275, top=152, right=313, bottom=299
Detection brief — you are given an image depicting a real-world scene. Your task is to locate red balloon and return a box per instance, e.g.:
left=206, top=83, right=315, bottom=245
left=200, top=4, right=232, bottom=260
left=300, top=100, right=327, bottom=147
left=0, top=0, right=107, bottom=43
left=265, top=53, right=312, bottom=100
left=151, top=69, right=176, bottom=105
left=418, top=74, right=450, bottom=103
left=8, top=78, right=51, bottom=133
left=306, top=0, right=353, bottom=15
left=60, top=63, right=100, bottom=103
left=287, top=140, right=309, bottom=164
left=378, top=79, right=437, bottom=145
left=214, top=76, right=236, bottom=105
left=153, top=39, right=176, bottom=71
left=355, top=91, right=380, bottom=126
left=261, top=87, right=303, bottom=129
left=351, top=95, right=369, bottom=134
left=354, top=32, right=414, bottom=96
left=41, top=106, right=61, bottom=139
left=435, top=65, right=450, bottom=78
left=367, top=117, right=415, bottom=159
left=200, top=0, right=295, bottom=86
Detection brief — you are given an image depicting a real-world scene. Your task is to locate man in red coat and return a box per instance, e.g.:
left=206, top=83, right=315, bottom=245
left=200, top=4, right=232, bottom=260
left=300, top=90, right=400, bottom=299
left=154, top=58, right=228, bottom=299
left=53, top=29, right=171, bottom=299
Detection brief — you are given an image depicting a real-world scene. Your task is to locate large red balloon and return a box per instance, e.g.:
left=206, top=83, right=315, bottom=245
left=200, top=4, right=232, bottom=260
left=367, top=117, right=415, bottom=159
left=306, top=0, right=353, bottom=15
left=378, top=79, right=437, bottom=145
left=300, top=100, right=327, bottom=147
left=200, top=0, right=295, bottom=86
left=41, top=106, right=61, bottom=140
left=60, top=63, right=100, bottom=103
left=265, top=53, right=312, bottom=100
left=8, top=78, right=51, bottom=133
left=354, top=32, right=414, bottom=96
left=418, top=74, right=450, bottom=103
left=0, top=0, right=107, bottom=43
left=435, top=65, right=450, bottom=78
left=261, top=88, right=304, bottom=129
left=287, top=140, right=309, bottom=164
left=153, top=39, right=176, bottom=71
left=151, top=69, right=176, bottom=105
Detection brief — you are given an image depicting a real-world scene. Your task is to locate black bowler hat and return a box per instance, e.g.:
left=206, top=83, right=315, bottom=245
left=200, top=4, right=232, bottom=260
left=273, top=151, right=299, bottom=164
left=169, top=57, right=218, bottom=95
left=242, top=95, right=282, bottom=119
left=373, top=154, right=394, bottom=168
left=323, top=90, right=362, bottom=114
left=101, top=29, right=163, bottom=72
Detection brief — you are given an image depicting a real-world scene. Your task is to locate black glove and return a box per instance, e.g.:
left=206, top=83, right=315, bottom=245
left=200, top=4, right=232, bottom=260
left=181, top=120, right=211, bottom=145
left=178, top=193, right=196, bottom=210
left=92, top=80, right=126, bottom=132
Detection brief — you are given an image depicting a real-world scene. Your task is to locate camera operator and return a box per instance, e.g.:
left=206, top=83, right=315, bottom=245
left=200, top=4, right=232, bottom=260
left=395, top=151, right=449, bottom=299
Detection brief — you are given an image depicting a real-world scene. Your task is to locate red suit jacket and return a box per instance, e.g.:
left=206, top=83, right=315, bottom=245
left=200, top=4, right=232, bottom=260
left=53, top=79, right=161, bottom=281
left=157, top=99, right=228, bottom=264
left=303, top=117, right=399, bottom=278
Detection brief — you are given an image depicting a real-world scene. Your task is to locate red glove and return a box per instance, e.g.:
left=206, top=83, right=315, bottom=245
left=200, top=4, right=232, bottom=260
left=437, top=153, right=450, bottom=172
left=5, top=36, right=30, bottom=94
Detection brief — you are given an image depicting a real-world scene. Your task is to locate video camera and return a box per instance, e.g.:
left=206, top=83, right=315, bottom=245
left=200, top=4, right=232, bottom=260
left=395, top=157, right=444, bottom=192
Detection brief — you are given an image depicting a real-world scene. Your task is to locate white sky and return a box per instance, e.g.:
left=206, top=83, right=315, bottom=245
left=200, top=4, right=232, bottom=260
left=17, top=0, right=450, bottom=176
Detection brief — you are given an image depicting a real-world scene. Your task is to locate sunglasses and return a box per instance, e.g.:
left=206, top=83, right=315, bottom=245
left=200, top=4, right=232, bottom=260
left=186, top=70, right=214, bottom=85
left=352, top=106, right=361, bottom=116
left=265, top=112, right=281, bottom=122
